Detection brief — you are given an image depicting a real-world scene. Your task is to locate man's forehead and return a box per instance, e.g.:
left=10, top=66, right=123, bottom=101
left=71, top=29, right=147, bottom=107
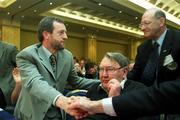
left=100, top=57, right=118, bottom=66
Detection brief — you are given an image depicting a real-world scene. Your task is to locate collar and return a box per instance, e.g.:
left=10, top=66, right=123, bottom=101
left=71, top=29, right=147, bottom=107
left=120, top=77, right=127, bottom=90
left=153, top=29, right=167, bottom=46
left=42, top=45, right=51, bottom=59
left=42, top=46, right=57, bottom=59
left=152, top=29, right=167, bottom=54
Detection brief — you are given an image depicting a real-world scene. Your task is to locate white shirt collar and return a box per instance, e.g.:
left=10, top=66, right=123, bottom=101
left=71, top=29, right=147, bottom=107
left=120, top=77, right=127, bottom=90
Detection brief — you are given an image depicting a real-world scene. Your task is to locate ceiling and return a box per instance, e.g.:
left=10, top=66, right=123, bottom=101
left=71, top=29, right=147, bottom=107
left=0, top=0, right=179, bottom=39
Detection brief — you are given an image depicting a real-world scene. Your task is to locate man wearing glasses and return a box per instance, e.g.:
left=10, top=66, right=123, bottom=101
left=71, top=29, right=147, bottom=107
left=78, top=52, right=156, bottom=120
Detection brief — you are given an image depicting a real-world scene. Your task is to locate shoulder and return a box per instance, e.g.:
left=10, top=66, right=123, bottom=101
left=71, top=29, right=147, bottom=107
left=58, top=49, right=73, bottom=60
left=0, top=41, right=17, bottom=50
left=138, top=40, right=152, bottom=50
left=168, top=29, right=180, bottom=34
left=61, top=49, right=73, bottom=55
left=17, top=43, right=41, bottom=57
left=125, top=79, right=146, bottom=89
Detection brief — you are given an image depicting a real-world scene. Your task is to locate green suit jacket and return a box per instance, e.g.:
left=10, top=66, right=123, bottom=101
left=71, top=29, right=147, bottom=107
left=14, top=43, right=99, bottom=120
left=0, top=41, right=18, bottom=105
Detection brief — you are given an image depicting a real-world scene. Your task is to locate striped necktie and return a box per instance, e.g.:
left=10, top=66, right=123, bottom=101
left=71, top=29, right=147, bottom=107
left=50, top=54, right=56, bottom=75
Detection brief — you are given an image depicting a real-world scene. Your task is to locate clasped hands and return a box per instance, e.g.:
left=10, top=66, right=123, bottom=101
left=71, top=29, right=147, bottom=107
left=57, top=79, right=121, bottom=119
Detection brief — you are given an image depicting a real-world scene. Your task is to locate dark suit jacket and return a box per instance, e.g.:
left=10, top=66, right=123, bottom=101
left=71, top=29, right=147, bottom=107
left=0, top=41, right=18, bottom=105
left=128, top=29, right=180, bottom=86
left=0, top=88, right=6, bottom=109
left=14, top=43, right=99, bottom=120
left=112, top=79, right=180, bottom=119
left=83, top=80, right=148, bottom=120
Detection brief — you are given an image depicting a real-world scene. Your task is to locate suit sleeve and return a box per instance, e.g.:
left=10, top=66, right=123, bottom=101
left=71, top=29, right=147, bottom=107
left=66, top=54, right=100, bottom=90
left=112, top=79, right=180, bottom=119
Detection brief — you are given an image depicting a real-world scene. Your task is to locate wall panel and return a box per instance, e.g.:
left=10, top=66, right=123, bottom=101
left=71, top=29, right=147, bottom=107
left=20, top=30, right=37, bottom=49
left=97, top=40, right=128, bottom=64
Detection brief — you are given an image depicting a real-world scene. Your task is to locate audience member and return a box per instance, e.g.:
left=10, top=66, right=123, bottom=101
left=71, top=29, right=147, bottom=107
left=73, top=57, right=84, bottom=77
left=0, top=41, right=18, bottom=106
left=14, top=16, right=99, bottom=120
left=84, top=61, right=98, bottom=79
left=79, top=58, right=86, bottom=76
left=128, top=60, right=135, bottom=71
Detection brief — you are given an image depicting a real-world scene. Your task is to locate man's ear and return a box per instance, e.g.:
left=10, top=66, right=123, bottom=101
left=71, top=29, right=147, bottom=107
left=159, top=17, right=165, bottom=27
left=123, top=67, right=128, bottom=75
left=42, top=31, right=50, bottom=40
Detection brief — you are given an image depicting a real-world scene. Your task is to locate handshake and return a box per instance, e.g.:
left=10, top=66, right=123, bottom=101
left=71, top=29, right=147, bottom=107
left=56, top=79, right=121, bottom=119
left=64, top=96, right=103, bottom=119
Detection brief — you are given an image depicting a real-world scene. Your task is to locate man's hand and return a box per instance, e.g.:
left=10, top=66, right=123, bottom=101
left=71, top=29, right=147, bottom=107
left=55, top=96, right=88, bottom=118
left=108, top=79, right=121, bottom=97
left=12, top=67, right=21, bottom=84
left=68, top=96, right=104, bottom=119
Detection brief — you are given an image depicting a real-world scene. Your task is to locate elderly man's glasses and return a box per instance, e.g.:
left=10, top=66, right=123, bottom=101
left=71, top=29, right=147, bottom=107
left=99, top=66, right=122, bottom=74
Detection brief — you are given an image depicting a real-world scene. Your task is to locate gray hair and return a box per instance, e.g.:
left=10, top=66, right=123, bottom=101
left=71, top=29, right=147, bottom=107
left=154, top=9, right=166, bottom=19
left=104, top=52, right=130, bottom=68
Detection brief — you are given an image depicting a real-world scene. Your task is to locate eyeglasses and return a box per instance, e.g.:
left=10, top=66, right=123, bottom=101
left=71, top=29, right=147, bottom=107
left=99, top=66, right=122, bottom=74
left=139, top=21, right=152, bottom=28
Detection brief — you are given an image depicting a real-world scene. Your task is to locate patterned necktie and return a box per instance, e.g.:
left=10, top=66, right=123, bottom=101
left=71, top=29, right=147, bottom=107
left=141, top=42, right=159, bottom=86
left=50, top=54, right=56, bottom=75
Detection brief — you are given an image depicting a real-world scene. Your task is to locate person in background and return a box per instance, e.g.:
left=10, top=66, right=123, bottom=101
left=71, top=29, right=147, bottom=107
left=84, top=61, right=98, bottom=79
left=73, top=57, right=84, bottom=77
left=0, top=41, right=18, bottom=107
left=14, top=16, right=99, bottom=120
left=79, top=58, right=86, bottom=76
left=128, top=60, right=135, bottom=71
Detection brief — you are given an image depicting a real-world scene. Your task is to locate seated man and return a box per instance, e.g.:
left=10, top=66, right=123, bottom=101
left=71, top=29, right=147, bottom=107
left=81, top=52, right=156, bottom=120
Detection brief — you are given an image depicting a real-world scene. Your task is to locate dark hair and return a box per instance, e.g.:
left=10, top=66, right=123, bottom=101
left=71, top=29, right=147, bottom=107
left=37, top=16, right=64, bottom=42
left=154, top=9, right=166, bottom=20
left=85, top=62, right=95, bottom=71
left=105, top=52, right=130, bottom=68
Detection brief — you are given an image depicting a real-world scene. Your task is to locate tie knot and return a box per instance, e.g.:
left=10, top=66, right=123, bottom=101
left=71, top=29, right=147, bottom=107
left=153, top=42, right=159, bottom=48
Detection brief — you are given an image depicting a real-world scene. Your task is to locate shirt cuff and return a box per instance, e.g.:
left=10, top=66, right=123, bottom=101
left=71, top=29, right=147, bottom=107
left=53, top=94, right=62, bottom=106
left=102, top=97, right=116, bottom=116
